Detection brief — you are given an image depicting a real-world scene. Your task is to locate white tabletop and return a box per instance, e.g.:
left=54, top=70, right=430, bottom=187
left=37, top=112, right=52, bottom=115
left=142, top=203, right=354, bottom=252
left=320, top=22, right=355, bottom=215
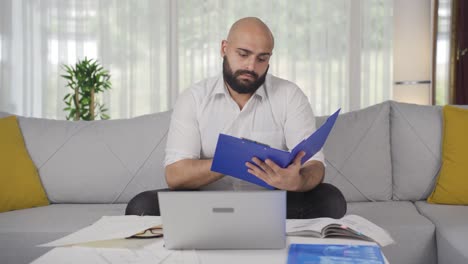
left=33, top=236, right=389, bottom=264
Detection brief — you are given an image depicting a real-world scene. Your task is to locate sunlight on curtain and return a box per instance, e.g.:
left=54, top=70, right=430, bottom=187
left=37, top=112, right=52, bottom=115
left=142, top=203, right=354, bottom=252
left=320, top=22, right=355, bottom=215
left=0, top=0, right=392, bottom=118
left=0, top=0, right=10, bottom=112
left=0, top=0, right=168, bottom=119
left=179, top=0, right=393, bottom=115
left=434, top=0, right=452, bottom=105
left=178, top=0, right=350, bottom=115
left=361, top=0, right=393, bottom=109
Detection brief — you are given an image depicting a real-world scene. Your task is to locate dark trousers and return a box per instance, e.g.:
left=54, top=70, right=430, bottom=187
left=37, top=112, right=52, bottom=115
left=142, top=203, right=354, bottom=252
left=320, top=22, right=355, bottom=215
left=125, top=183, right=347, bottom=219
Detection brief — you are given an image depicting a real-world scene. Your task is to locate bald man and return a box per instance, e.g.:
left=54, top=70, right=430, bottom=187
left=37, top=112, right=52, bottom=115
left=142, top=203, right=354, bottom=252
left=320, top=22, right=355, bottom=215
left=126, top=17, right=347, bottom=219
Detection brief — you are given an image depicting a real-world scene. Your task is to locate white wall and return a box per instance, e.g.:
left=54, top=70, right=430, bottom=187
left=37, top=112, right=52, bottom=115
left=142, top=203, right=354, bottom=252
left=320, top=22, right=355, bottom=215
left=393, top=0, right=433, bottom=105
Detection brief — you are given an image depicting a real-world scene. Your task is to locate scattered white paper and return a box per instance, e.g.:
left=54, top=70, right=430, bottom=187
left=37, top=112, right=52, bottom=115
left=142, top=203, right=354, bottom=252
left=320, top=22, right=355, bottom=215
left=32, top=239, right=201, bottom=264
left=92, top=240, right=173, bottom=264
left=31, top=247, right=110, bottom=264
left=287, top=214, right=395, bottom=247
left=38, top=215, right=162, bottom=247
left=162, top=250, right=200, bottom=264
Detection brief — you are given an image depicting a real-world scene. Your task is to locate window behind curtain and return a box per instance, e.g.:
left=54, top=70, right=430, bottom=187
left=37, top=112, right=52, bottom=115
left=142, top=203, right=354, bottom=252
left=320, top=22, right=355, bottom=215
left=0, top=0, right=168, bottom=119
left=0, top=0, right=393, bottom=118
left=178, top=0, right=393, bottom=115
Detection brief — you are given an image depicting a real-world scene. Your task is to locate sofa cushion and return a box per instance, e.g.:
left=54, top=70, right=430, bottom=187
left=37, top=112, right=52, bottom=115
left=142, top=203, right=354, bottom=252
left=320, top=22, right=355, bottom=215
left=390, top=101, right=443, bottom=201
left=0, top=204, right=126, bottom=264
left=16, top=111, right=171, bottom=203
left=428, top=105, right=468, bottom=204
left=415, top=201, right=468, bottom=264
left=316, top=102, right=392, bottom=202
left=348, top=201, right=436, bottom=264
left=0, top=116, right=49, bottom=213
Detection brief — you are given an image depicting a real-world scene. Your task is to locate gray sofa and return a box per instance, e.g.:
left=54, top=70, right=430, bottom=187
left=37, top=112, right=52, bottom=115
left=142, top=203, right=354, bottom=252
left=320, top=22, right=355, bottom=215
left=0, top=100, right=467, bottom=264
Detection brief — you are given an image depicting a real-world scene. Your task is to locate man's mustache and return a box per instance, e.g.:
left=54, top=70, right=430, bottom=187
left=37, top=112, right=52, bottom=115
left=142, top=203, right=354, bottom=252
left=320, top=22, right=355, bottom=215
left=234, top=70, right=258, bottom=79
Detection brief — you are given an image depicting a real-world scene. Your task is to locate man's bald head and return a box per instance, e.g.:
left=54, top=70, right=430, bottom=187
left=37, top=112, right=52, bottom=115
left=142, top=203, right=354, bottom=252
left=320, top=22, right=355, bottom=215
left=220, top=17, right=273, bottom=96
left=226, top=17, right=274, bottom=51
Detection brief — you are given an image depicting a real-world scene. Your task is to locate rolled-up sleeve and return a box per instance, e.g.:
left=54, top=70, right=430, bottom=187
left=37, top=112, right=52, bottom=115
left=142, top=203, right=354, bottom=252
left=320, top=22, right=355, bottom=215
left=164, top=89, right=201, bottom=167
left=283, top=86, right=325, bottom=165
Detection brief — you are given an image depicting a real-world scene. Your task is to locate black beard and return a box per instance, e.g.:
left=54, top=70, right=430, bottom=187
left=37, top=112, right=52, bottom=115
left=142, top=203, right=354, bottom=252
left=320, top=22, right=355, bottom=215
left=222, top=56, right=268, bottom=95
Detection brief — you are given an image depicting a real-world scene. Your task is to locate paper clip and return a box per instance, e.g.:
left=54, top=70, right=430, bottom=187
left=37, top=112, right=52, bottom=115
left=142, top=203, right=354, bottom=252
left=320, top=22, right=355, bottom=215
left=241, top=137, right=270, bottom=148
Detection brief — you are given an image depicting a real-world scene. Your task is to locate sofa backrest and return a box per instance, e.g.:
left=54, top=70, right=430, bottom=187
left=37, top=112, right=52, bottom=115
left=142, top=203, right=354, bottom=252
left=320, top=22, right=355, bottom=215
left=4, top=100, right=460, bottom=204
left=316, top=101, right=392, bottom=202
left=8, top=111, right=171, bottom=204
left=0, top=112, right=11, bottom=118
left=390, top=101, right=443, bottom=201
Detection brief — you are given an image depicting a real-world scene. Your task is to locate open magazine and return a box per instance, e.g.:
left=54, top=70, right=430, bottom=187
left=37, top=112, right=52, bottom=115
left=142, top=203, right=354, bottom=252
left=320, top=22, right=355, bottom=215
left=286, top=214, right=394, bottom=247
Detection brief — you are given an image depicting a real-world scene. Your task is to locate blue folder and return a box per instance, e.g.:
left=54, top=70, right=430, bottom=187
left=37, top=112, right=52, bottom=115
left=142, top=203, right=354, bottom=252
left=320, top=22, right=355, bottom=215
left=210, top=108, right=341, bottom=189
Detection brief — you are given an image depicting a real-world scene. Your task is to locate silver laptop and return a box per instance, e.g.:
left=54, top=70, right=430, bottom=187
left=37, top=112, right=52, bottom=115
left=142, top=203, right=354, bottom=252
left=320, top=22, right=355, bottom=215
left=158, top=191, right=286, bottom=250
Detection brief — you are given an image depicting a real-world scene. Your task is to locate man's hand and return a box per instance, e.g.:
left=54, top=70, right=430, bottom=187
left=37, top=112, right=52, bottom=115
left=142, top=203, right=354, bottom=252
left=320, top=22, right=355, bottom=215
left=245, top=151, right=308, bottom=191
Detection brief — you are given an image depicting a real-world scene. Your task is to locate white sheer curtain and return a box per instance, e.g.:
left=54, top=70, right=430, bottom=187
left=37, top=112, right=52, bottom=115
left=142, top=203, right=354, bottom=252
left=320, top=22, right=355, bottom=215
left=0, top=0, right=168, bottom=119
left=0, top=0, right=393, bottom=119
left=178, top=0, right=393, bottom=114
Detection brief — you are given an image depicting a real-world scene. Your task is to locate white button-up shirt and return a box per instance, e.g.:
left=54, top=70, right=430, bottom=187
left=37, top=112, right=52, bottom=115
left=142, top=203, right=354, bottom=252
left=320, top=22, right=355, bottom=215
left=164, top=73, right=325, bottom=190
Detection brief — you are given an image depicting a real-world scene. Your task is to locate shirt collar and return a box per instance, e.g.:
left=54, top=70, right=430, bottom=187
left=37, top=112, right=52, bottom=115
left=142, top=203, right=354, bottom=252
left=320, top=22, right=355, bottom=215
left=214, top=73, right=268, bottom=100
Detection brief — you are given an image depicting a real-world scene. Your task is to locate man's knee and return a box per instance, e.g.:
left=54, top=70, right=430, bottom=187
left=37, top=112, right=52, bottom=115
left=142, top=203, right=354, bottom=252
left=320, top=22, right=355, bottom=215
left=125, top=189, right=164, bottom=216
left=321, top=183, right=347, bottom=218
left=305, top=183, right=347, bottom=219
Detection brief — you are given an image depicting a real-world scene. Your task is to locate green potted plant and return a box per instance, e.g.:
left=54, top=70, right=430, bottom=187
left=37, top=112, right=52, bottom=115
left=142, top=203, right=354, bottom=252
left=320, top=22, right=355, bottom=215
left=61, top=57, right=112, bottom=120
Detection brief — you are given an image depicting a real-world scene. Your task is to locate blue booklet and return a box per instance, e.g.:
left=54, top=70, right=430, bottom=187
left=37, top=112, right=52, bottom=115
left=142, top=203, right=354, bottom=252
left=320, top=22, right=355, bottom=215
left=287, top=244, right=385, bottom=264
left=210, top=108, right=340, bottom=189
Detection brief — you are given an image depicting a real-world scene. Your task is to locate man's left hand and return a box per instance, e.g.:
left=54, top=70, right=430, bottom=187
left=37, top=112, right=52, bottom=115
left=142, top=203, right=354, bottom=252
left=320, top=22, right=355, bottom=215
left=245, top=151, right=306, bottom=191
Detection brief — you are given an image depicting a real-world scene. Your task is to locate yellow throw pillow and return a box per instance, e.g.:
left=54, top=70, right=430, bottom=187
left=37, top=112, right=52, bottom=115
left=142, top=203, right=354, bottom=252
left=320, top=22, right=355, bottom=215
left=0, top=116, right=49, bottom=212
left=428, top=105, right=468, bottom=204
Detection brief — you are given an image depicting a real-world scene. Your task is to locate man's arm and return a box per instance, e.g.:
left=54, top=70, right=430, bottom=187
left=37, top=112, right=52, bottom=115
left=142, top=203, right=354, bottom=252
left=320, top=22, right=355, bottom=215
left=165, top=159, right=223, bottom=190
left=297, top=159, right=325, bottom=191
left=164, top=88, right=223, bottom=190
